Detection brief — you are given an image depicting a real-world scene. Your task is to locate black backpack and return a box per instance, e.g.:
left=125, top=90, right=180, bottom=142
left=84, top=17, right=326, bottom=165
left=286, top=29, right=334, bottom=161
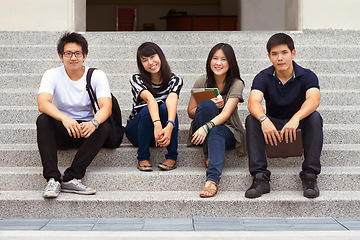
left=86, top=68, right=124, bottom=148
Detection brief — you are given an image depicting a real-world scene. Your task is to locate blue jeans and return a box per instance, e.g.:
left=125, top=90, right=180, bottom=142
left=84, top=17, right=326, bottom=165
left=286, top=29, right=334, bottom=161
left=192, top=99, right=236, bottom=184
left=245, top=111, right=323, bottom=180
left=125, top=102, right=178, bottom=162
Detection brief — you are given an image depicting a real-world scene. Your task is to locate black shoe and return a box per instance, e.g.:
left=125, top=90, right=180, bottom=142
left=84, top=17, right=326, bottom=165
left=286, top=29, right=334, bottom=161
left=245, top=173, right=270, bottom=198
left=301, top=172, right=319, bottom=198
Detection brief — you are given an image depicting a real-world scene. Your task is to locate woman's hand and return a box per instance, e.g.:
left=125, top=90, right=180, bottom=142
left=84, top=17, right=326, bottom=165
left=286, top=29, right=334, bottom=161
left=157, top=124, right=173, bottom=147
left=211, top=97, right=224, bottom=109
left=153, top=121, right=163, bottom=146
left=191, top=126, right=207, bottom=145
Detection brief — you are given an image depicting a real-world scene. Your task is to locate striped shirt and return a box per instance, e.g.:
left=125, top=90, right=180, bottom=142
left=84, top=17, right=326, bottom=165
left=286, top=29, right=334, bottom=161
left=127, top=73, right=183, bottom=123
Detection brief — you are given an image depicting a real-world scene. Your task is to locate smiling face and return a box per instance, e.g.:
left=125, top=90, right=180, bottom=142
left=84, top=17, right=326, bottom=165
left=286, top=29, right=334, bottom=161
left=210, top=49, right=229, bottom=79
left=140, top=53, right=162, bottom=76
left=59, top=42, right=87, bottom=73
left=268, top=44, right=296, bottom=75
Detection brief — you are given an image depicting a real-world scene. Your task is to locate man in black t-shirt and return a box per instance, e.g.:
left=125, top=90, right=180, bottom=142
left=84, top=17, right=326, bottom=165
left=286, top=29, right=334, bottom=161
left=245, top=33, right=323, bottom=199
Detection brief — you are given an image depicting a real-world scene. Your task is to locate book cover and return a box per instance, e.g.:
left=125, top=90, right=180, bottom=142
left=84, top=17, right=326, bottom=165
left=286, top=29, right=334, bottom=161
left=191, top=89, right=218, bottom=105
left=265, top=129, right=303, bottom=158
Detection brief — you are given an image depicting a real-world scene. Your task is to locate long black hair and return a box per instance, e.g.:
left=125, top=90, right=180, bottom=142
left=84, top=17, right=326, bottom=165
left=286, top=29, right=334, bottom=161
left=205, top=43, right=244, bottom=94
left=136, top=42, right=172, bottom=94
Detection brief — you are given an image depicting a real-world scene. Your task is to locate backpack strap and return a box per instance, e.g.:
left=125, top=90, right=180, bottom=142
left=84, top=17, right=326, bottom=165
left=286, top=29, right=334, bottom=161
left=86, top=68, right=99, bottom=113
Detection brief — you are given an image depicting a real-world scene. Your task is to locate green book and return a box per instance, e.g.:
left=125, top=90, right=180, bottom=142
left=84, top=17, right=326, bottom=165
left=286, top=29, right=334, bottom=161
left=205, top=88, right=220, bottom=96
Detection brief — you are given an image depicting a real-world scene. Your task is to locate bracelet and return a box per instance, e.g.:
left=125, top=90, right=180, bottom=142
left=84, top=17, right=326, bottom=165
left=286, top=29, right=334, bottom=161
left=153, top=119, right=161, bottom=123
left=201, top=125, right=208, bottom=134
left=204, top=121, right=215, bottom=131
left=166, top=120, right=176, bottom=127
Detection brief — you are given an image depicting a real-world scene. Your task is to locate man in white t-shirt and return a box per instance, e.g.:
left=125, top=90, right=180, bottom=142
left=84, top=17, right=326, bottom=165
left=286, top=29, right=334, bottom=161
left=37, top=32, right=112, bottom=198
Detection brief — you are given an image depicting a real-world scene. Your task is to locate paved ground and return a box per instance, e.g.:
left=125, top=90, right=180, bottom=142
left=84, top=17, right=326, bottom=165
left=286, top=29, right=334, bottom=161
left=1, top=217, right=360, bottom=239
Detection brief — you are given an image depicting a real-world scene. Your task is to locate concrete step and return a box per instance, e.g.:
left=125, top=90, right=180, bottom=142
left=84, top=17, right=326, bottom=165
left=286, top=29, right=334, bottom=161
left=1, top=190, right=360, bottom=218
left=0, top=105, right=358, bottom=125
left=0, top=88, right=359, bottom=107
left=0, top=124, right=358, bottom=145
left=1, top=166, right=359, bottom=192
left=2, top=45, right=360, bottom=60
left=0, top=143, right=358, bottom=168
left=1, top=59, right=360, bottom=76
left=1, top=30, right=359, bottom=46
left=0, top=73, right=358, bottom=91
left=0, top=144, right=358, bottom=168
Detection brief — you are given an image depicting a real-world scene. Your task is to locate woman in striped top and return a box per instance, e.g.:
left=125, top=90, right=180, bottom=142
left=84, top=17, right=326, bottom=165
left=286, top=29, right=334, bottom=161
left=125, top=42, right=183, bottom=171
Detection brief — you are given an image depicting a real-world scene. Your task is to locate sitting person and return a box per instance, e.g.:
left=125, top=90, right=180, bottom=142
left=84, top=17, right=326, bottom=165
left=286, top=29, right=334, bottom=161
left=187, top=43, right=246, bottom=198
left=125, top=42, right=183, bottom=171
left=245, top=33, right=323, bottom=199
left=37, top=32, right=112, bottom=198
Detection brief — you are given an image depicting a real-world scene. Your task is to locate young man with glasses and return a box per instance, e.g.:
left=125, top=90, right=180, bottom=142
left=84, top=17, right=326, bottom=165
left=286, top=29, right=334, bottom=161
left=245, top=33, right=323, bottom=199
left=37, top=32, right=112, bottom=198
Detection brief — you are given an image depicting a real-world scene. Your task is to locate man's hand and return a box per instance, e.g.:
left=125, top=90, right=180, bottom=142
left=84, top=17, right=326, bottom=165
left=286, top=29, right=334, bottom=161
left=80, top=121, right=97, bottom=138
left=280, top=118, right=299, bottom=143
left=62, top=117, right=83, bottom=138
left=261, top=118, right=281, bottom=146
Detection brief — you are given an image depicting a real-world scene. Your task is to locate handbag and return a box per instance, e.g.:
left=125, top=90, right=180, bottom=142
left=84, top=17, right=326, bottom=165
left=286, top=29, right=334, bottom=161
left=86, top=68, right=124, bottom=148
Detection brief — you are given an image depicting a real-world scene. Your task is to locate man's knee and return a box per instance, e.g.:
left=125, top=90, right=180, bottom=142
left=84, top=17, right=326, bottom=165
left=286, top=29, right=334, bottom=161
left=245, top=114, right=259, bottom=130
left=304, top=111, right=323, bottom=128
left=36, top=114, right=52, bottom=129
left=99, top=120, right=112, bottom=136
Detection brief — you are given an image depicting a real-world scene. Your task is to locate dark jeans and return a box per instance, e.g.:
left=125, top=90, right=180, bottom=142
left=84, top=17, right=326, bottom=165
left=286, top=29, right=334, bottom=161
left=36, top=113, right=112, bottom=183
left=245, top=111, right=323, bottom=180
left=125, top=102, right=178, bottom=162
left=192, top=99, right=236, bottom=184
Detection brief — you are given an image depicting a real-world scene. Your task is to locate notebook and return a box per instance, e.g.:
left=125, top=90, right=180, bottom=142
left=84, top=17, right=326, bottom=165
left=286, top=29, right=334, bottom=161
left=191, top=88, right=219, bottom=105
left=265, top=129, right=303, bottom=158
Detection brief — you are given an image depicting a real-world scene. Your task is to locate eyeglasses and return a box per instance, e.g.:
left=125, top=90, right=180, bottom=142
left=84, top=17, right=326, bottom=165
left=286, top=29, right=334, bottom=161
left=63, top=51, right=84, bottom=58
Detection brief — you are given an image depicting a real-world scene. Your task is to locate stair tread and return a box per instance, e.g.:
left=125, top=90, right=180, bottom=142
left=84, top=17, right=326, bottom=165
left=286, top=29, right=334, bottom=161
left=1, top=166, right=360, bottom=174
left=1, top=190, right=360, bottom=201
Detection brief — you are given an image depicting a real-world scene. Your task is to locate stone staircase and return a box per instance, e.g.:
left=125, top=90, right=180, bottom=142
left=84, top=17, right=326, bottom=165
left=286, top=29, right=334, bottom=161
left=0, top=30, right=359, bottom=218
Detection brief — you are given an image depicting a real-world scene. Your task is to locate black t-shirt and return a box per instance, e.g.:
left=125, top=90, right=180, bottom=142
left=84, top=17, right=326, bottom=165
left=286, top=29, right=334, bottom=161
left=251, top=61, right=319, bottom=119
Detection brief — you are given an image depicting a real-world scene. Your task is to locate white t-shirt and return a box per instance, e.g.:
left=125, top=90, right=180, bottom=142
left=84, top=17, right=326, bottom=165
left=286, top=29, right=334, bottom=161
left=38, top=66, right=111, bottom=121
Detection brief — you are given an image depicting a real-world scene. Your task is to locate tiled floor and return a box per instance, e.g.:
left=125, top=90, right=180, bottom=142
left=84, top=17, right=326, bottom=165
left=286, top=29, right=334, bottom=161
left=0, top=217, right=359, bottom=231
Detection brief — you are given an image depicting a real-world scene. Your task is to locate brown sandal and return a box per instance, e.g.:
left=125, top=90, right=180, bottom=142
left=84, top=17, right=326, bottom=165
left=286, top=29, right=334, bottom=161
left=199, top=180, right=219, bottom=198
left=202, top=158, right=209, bottom=168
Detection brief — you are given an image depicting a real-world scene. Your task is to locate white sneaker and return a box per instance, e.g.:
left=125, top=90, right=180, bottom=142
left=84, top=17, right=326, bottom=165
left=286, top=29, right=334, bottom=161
left=61, top=179, right=96, bottom=195
left=43, top=178, right=61, bottom=198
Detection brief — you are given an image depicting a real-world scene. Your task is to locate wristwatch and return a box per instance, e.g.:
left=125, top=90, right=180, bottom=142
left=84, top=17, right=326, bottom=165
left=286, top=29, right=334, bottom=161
left=259, top=116, right=268, bottom=123
left=91, top=119, right=99, bottom=129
